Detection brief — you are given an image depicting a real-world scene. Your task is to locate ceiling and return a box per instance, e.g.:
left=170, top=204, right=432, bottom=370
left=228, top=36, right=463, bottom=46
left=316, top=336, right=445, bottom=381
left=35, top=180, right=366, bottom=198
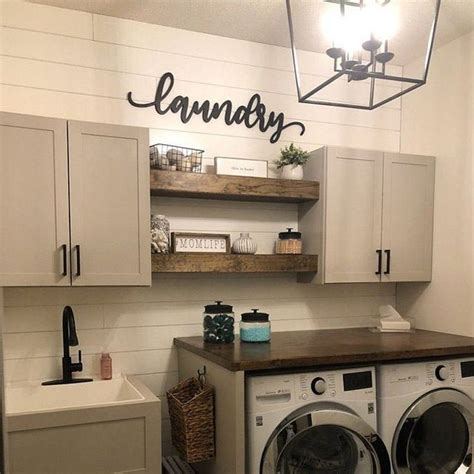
left=28, top=0, right=474, bottom=65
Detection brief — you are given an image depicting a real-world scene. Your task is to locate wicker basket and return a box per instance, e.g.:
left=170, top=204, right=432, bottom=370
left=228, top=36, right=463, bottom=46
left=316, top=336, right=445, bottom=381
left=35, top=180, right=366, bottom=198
left=167, top=377, right=215, bottom=463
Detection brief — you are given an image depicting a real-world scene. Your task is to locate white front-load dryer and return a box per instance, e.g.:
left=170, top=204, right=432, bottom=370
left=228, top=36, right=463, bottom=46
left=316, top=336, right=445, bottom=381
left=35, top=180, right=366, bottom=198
left=377, top=357, right=474, bottom=473
left=246, top=366, right=390, bottom=474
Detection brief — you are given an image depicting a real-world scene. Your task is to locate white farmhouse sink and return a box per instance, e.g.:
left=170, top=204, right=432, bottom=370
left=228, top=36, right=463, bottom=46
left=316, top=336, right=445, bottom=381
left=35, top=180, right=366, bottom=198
left=6, top=375, right=161, bottom=473
left=6, top=375, right=144, bottom=414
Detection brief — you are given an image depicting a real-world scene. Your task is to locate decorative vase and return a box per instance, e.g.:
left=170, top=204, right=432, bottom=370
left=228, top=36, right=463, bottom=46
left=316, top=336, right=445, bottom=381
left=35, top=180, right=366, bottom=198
left=281, top=164, right=304, bottom=180
left=151, top=214, right=170, bottom=254
left=232, top=233, right=257, bottom=254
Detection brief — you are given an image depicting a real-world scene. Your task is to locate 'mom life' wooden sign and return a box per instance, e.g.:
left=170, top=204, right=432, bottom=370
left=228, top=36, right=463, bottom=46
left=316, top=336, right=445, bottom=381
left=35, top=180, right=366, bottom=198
left=127, top=72, right=305, bottom=144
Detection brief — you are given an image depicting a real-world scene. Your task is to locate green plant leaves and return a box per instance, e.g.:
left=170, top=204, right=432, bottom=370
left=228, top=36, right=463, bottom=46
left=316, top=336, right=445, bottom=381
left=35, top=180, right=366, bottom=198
left=274, top=143, right=310, bottom=169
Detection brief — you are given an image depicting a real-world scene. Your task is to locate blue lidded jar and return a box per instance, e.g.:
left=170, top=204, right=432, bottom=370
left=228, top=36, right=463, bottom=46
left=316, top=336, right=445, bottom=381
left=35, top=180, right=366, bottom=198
left=240, top=309, right=271, bottom=343
left=203, top=301, right=235, bottom=343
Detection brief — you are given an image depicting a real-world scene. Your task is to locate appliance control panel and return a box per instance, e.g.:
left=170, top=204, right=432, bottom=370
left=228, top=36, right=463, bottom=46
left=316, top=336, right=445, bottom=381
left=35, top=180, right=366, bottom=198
left=297, top=367, right=375, bottom=401
left=379, top=358, right=474, bottom=397
left=246, top=367, right=376, bottom=413
left=299, top=373, right=336, bottom=400
left=426, top=361, right=457, bottom=385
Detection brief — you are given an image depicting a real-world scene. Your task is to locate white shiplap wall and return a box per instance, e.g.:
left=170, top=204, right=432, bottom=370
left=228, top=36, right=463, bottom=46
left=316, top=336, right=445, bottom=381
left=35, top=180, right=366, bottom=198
left=0, top=1, right=398, bottom=453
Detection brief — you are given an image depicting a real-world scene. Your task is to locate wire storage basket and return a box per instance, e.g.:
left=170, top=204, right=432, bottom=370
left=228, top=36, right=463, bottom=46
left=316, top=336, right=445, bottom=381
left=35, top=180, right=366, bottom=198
left=150, top=143, right=204, bottom=173
left=167, top=376, right=215, bottom=463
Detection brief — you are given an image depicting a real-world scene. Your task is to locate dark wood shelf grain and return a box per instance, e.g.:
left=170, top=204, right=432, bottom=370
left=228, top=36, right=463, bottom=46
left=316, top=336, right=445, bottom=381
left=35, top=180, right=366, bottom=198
left=152, top=253, right=318, bottom=273
left=174, top=328, right=474, bottom=372
left=150, top=170, right=319, bottom=203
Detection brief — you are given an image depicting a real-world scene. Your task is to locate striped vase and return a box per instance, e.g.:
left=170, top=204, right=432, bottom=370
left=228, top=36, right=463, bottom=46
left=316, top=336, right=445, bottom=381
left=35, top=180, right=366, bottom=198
left=232, top=233, right=257, bottom=254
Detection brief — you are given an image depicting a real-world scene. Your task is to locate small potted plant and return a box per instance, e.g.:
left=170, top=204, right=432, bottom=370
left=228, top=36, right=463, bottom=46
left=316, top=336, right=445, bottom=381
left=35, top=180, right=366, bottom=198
left=274, top=143, right=309, bottom=180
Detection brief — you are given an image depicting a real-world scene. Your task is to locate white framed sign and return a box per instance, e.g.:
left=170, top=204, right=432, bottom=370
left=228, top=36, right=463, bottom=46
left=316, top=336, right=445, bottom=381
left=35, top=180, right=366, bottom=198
left=215, top=157, right=268, bottom=178
left=171, top=233, right=231, bottom=253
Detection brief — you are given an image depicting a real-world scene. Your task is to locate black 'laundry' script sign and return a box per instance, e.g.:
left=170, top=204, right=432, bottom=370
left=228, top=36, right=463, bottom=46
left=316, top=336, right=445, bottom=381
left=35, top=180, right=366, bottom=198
left=127, top=72, right=305, bottom=144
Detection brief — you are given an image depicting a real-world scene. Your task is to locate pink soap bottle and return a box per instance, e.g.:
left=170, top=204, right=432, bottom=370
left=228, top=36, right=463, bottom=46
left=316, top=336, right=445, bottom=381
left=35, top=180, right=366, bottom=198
left=100, top=352, right=112, bottom=380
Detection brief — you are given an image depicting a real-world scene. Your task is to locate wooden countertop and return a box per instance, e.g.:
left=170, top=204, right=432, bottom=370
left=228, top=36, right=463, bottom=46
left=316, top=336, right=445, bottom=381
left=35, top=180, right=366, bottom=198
left=174, top=328, right=474, bottom=372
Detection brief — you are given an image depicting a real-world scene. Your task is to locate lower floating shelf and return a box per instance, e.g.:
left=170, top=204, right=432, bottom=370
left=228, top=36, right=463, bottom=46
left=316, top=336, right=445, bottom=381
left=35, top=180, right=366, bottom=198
left=152, top=253, right=318, bottom=274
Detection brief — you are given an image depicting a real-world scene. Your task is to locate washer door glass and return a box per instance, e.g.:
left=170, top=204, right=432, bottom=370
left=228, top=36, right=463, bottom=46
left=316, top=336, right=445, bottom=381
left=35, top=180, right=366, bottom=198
left=275, top=424, right=369, bottom=473
left=261, top=407, right=390, bottom=474
left=404, top=404, right=469, bottom=473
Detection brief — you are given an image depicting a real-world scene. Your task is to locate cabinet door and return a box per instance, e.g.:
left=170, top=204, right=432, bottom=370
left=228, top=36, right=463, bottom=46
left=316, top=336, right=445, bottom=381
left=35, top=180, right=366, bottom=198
left=325, top=147, right=384, bottom=283
left=68, top=121, right=151, bottom=286
left=0, top=113, right=70, bottom=286
left=381, top=153, right=435, bottom=282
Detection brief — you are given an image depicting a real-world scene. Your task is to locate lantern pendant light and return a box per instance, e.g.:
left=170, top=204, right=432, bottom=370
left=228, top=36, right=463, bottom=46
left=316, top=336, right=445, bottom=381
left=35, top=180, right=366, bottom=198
left=286, top=0, right=441, bottom=110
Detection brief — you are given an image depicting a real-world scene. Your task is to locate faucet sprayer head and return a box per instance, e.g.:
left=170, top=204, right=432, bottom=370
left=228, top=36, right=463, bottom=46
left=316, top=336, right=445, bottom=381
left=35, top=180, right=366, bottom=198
left=63, top=305, right=79, bottom=346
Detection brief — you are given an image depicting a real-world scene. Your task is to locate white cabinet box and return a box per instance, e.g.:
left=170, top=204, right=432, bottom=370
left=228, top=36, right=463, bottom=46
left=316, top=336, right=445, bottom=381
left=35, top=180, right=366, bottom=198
left=299, top=147, right=435, bottom=284
left=0, top=113, right=151, bottom=287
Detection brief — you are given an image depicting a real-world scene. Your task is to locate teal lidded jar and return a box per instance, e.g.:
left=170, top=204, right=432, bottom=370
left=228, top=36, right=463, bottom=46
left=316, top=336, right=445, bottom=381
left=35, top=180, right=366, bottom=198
left=203, top=300, right=235, bottom=343
left=240, top=309, right=271, bottom=343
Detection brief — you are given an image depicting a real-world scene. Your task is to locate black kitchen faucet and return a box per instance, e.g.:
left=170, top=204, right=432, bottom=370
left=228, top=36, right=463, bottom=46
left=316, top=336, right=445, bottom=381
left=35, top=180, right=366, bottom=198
left=42, top=306, right=93, bottom=386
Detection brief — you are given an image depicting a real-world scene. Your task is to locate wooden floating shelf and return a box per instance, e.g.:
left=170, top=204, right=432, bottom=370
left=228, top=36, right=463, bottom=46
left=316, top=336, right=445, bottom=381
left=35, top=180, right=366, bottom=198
left=152, top=253, right=318, bottom=274
left=150, top=170, right=319, bottom=203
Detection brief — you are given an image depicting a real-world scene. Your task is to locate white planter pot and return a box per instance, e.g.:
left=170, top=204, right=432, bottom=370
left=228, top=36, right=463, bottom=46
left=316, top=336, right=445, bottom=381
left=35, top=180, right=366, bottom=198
left=281, top=165, right=304, bottom=180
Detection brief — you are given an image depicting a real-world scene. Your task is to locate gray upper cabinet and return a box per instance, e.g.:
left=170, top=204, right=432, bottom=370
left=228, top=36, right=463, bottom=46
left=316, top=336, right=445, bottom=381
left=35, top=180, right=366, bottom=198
left=0, top=113, right=70, bottom=286
left=0, top=113, right=151, bottom=287
left=299, top=146, right=435, bottom=284
left=68, top=121, right=151, bottom=286
left=380, top=153, right=435, bottom=282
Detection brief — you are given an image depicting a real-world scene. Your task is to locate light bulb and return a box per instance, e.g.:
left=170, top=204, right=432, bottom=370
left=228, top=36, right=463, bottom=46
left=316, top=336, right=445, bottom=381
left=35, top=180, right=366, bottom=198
left=322, top=9, right=344, bottom=46
left=322, top=1, right=397, bottom=52
left=362, top=2, right=398, bottom=41
left=341, top=8, right=366, bottom=53
left=322, top=8, right=365, bottom=53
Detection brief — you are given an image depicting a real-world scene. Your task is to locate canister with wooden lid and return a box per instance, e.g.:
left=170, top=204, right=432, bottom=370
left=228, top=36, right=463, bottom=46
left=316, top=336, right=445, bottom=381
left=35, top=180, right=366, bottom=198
left=276, top=228, right=302, bottom=254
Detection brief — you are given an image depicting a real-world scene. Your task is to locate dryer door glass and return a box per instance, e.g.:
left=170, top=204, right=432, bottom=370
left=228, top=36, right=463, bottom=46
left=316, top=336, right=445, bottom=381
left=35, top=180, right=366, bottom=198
left=400, top=403, right=469, bottom=474
left=394, top=389, right=473, bottom=474
left=406, top=404, right=468, bottom=473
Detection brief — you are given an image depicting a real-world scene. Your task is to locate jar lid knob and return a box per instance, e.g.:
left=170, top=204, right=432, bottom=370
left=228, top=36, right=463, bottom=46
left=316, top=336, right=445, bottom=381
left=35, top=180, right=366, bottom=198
left=215, top=300, right=222, bottom=305
left=287, top=228, right=293, bottom=232
left=252, top=309, right=259, bottom=313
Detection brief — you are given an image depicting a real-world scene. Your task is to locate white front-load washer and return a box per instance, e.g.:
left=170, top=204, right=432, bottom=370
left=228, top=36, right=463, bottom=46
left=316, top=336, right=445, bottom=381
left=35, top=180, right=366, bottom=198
left=246, top=366, right=390, bottom=474
left=377, top=357, right=474, bottom=473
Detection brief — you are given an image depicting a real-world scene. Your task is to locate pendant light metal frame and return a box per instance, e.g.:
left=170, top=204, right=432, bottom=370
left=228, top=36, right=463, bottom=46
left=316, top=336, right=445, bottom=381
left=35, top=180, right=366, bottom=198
left=286, top=0, right=441, bottom=110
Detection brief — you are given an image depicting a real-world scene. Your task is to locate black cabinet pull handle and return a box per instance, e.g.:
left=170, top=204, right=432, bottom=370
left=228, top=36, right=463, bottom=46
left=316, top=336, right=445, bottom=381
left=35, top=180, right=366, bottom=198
left=61, top=244, right=67, bottom=276
left=384, top=249, right=391, bottom=275
left=375, top=249, right=382, bottom=275
left=75, top=245, right=81, bottom=276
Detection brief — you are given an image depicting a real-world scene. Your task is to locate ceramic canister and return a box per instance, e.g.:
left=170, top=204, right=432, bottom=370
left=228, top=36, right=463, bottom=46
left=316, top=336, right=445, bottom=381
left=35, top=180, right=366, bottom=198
left=232, top=233, right=257, bottom=254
